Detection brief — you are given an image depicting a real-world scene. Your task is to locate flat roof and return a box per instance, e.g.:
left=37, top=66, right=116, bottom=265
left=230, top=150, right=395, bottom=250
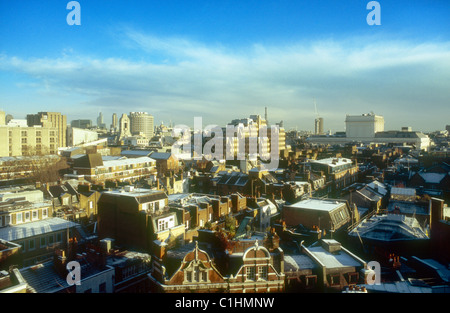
left=310, top=157, right=354, bottom=167
left=0, top=217, right=79, bottom=242
left=307, top=245, right=362, bottom=269
left=100, top=156, right=155, bottom=168
left=103, top=188, right=165, bottom=198
left=286, top=198, right=346, bottom=212
left=284, top=254, right=317, bottom=271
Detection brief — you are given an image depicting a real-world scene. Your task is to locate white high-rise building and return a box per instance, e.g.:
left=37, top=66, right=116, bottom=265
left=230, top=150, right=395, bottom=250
left=345, top=113, right=384, bottom=139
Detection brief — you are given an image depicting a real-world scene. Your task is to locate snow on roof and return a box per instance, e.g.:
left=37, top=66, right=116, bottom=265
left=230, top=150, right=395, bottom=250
left=99, top=156, right=155, bottom=168
left=391, top=187, right=416, bottom=197
left=287, top=198, right=346, bottom=212
left=0, top=217, right=79, bottom=242
left=419, top=172, right=446, bottom=184
left=310, top=157, right=353, bottom=167
left=307, top=245, right=362, bottom=269
left=284, top=254, right=317, bottom=271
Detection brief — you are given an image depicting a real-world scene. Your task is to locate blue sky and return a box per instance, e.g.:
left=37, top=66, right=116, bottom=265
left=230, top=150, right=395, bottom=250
left=1, top=0, right=449, bottom=132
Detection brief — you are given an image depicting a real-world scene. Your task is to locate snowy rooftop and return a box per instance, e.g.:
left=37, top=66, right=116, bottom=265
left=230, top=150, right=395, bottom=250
left=419, top=172, right=446, bottom=184
left=287, top=198, right=346, bottom=212
left=0, top=217, right=79, bottom=242
left=99, top=156, right=155, bottom=168
left=284, top=254, right=317, bottom=271
left=310, top=157, right=353, bottom=167
left=307, top=245, right=362, bottom=269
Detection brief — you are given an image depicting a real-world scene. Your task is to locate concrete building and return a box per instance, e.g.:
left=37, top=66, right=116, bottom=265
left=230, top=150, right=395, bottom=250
left=26, top=112, right=67, bottom=148
left=67, top=153, right=157, bottom=184
left=345, top=113, right=385, bottom=139
left=130, top=112, right=154, bottom=139
left=308, top=157, right=359, bottom=195
left=0, top=197, right=78, bottom=266
left=111, top=113, right=118, bottom=133
left=307, top=113, right=431, bottom=151
left=282, top=198, right=352, bottom=236
left=302, top=239, right=368, bottom=292
left=0, top=125, right=59, bottom=157
left=97, top=112, right=106, bottom=129
left=67, top=127, right=99, bottom=146
left=97, top=188, right=177, bottom=251
left=315, top=117, right=324, bottom=135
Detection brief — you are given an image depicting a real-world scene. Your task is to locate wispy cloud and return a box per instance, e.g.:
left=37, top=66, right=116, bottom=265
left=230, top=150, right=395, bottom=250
left=1, top=30, right=449, bottom=131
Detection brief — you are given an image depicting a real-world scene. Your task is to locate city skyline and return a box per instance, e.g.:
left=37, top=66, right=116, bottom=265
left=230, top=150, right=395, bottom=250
left=1, top=1, right=449, bottom=132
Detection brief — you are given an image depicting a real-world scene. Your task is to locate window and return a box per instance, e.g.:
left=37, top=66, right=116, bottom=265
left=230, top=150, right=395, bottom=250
left=32, top=210, right=38, bottom=220
left=21, top=130, right=27, bottom=136
left=36, top=137, right=41, bottom=144
left=0, top=215, right=11, bottom=227
left=329, top=274, right=340, bottom=286
left=185, top=264, right=208, bottom=283
left=40, top=237, right=46, bottom=248
left=16, top=212, right=23, bottom=224
left=56, top=232, right=62, bottom=242
left=305, top=275, right=317, bottom=288
left=21, top=138, right=27, bottom=144
left=48, top=234, right=54, bottom=245
left=347, top=272, right=359, bottom=285
left=186, top=271, right=192, bottom=282
left=99, top=282, right=106, bottom=293
left=258, top=266, right=268, bottom=280
left=36, top=131, right=42, bottom=137
left=42, top=208, right=48, bottom=219
left=28, top=239, right=35, bottom=251
left=246, top=267, right=256, bottom=281
left=25, top=212, right=31, bottom=222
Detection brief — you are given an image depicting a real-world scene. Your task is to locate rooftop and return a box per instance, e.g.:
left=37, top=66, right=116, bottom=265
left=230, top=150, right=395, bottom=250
left=310, top=157, right=354, bottom=168
left=0, top=217, right=79, bottom=242
left=307, top=242, right=363, bottom=269
left=284, top=254, right=317, bottom=271
left=348, top=214, right=428, bottom=241
left=99, top=156, right=155, bottom=169
left=286, top=198, right=346, bottom=212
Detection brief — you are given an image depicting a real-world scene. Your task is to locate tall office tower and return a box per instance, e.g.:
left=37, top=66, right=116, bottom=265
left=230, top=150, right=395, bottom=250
left=345, top=113, right=384, bottom=139
left=111, top=113, right=118, bottom=133
left=118, top=113, right=132, bottom=140
left=315, top=117, right=324, bottom=135
left=97, top=112, right=106, bottom=129
left=26, top=112, right=67, bottom=148
left=130, top=112, right=154, bottom=139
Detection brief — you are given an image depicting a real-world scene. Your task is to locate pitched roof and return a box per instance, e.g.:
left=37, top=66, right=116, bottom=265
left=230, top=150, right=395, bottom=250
left=150, top=152, right=173, bottom=160
left=73, top=153, right=104, bottom=168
